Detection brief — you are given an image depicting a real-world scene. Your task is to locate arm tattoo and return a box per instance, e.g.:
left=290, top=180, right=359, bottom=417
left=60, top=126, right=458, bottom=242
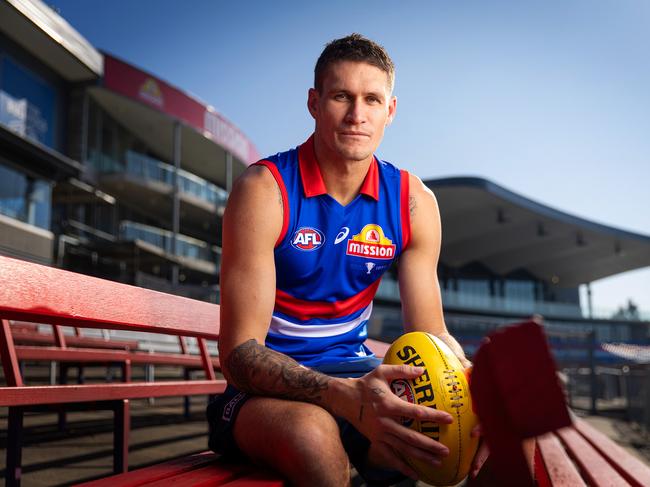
left=225, top=339, right=331, bottom=403
left=409, top=195, right=417, bottom=217
left=276, top=184, right=283, bottom=206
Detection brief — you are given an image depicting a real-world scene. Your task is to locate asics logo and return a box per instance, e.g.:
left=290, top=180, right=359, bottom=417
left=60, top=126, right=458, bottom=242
left=334, top=227, right=350, bottom=245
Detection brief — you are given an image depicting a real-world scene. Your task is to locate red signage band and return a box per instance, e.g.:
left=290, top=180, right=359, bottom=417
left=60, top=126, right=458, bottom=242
left=102, top=54, right=259, bottom=165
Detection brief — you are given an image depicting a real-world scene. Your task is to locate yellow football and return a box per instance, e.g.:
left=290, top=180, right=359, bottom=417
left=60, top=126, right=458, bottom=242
left=383, top=331, right=479, bottom=486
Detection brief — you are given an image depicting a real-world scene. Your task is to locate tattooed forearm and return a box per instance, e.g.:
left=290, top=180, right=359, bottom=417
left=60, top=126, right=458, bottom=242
left=225, top=339, right=331, bottom=403
left=409, top=195, right=417, bottom=217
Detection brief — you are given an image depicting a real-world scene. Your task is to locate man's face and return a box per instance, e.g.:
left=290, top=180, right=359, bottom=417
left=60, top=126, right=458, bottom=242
left=308, top=61, right=396, bottom=163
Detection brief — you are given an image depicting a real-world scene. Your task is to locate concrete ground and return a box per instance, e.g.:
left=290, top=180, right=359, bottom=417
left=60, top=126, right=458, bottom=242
left=0, top=397, right=212, bottom=486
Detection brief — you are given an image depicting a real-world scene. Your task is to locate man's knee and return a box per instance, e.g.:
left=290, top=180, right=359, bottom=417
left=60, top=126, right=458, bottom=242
left=280, top=405, right=350, bottom=480
left=235, top=399, right=350, bottom=486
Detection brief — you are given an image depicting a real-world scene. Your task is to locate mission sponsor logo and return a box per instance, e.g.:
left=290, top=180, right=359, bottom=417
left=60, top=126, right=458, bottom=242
left=346, top=224, right=396, bottom=259
left=291, top=227, right=325, bottom=251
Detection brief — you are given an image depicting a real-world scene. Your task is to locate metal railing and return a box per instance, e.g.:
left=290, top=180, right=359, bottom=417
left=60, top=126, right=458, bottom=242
left=564, top=365, right=650, bottom=436
left=376, top=277, right=648, bottom=322
left=119, top=220, right=220, bottom=265
left=89, top=150, right=228, bottom=208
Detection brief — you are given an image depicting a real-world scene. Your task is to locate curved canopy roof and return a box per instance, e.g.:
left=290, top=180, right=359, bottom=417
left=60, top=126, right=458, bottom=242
left=427, top=177, right=650, bottom=286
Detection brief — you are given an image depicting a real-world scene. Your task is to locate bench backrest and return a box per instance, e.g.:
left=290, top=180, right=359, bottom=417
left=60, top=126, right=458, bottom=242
left=0, top=256, right=220, bottom=339
left=0, top=255, right=221, bottom=390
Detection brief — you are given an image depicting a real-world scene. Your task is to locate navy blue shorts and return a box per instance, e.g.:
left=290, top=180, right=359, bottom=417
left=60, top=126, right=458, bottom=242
left=206, top=357, right=406, bottom=485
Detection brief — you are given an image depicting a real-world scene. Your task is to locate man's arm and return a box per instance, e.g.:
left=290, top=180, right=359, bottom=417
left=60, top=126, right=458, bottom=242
left=398, top=173, right=471, bottom=368
left=218, top=165, right=330, bottom=402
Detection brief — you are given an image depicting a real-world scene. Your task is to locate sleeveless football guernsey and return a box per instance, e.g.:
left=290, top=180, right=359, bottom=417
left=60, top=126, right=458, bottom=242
left=255, top=136, right=411, bottom=367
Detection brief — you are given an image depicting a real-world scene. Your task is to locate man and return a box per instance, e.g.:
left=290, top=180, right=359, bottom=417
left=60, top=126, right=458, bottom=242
left=208, top=34, right=472, bottom=486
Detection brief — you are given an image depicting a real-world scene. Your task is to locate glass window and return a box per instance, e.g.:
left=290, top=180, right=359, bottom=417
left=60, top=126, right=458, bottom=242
left=0, top=164, right=51, bottom=230
left=504, top=279, right=535, bottom=302
left=456, top=279, right=491, bottom=309
left=0, top=56, right=57, bottom=149
left=0, top=163, right=26, bottom=220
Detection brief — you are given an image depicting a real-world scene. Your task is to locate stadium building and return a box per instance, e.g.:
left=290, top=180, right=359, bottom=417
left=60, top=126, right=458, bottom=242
left=0, top=0, right=256, bottom=303
left=1, top=0, right=649, bottom=364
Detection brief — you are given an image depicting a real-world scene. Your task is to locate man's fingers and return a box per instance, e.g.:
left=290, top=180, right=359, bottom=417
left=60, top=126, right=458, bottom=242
left=377, top=364, right=425, bottom=381
left=385, top=432, right=446, bottom=467
left=383, top=395, right=453, bottom=424
left=382, top=419, right=450, bottom=456
left=469, top=440, right=490, bottom=478
left=471, top=423, right=482, bottom=437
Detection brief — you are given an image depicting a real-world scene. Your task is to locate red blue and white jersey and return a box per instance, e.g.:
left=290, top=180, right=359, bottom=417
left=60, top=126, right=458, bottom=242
left=256, top=136, right=411, bottom=367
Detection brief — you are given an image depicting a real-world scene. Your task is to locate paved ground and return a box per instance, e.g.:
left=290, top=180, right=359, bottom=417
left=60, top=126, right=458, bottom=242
left=0, top=397, right=211, bottom=486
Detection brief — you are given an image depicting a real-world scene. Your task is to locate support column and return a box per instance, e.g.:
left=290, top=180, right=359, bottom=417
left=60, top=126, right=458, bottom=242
left=81, top=90, right=89, bottom=164
left=171, top=122, right=182, bottom=288
left=589, top=328, right=598, bottom=415
left=586, top=282, right=593, bottom=319
left=226, top=151, right=233, bottom=193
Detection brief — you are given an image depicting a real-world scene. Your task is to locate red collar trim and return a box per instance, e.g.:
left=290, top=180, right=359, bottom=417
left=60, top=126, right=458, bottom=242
left=298, top=135, right=379, bottom=201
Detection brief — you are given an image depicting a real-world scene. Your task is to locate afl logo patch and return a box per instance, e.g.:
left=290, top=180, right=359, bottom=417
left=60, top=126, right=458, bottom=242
left=390, top=379, right=415, bottom=427
left=291, top=227, right=325, bottom=251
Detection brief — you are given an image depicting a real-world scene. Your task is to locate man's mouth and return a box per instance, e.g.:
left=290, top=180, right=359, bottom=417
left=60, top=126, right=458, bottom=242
left=339, top=131, right=371, bottom=138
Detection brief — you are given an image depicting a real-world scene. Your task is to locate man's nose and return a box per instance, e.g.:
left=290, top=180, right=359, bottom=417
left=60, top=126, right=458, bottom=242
left=345, top=99, right=365, bottom=124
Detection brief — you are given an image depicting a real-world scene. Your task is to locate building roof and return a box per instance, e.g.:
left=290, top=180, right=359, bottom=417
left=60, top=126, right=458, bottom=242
left=427, top=177, right=650, bottom=286
left=1, top=0, right=102, bottom=81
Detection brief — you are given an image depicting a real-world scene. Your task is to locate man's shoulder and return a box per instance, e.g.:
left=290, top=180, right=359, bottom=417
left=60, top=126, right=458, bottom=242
left=259, top=143, right=301, bottom=167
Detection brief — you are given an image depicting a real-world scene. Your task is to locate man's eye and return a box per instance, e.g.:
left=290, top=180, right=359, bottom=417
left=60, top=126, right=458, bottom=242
left=334, top=93, right=349, bottom=101
left=367, top=96, right=380, bottom=104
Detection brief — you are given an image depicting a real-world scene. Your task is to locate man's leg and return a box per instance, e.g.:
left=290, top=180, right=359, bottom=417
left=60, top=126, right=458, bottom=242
left=233, top=397, right=351, bottom=487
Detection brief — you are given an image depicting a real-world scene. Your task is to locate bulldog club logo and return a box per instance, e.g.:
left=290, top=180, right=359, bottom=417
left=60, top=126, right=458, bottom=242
left=346, top=224, right=396, bottom=259
left=390, top=379, right=415, bottom=427
left=291, top=227, right=325, bottom=251
left=139, top=78, right=164, bottom=107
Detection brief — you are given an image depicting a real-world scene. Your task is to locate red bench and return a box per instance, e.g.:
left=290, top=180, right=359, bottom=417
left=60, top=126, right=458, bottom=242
left=0, top=255, right=284, bottom=486
left=467, top=320, right=650, bottom=487
left=0, top=257, right=397, bottom=486
left=534, top=417, right=650, bottom=487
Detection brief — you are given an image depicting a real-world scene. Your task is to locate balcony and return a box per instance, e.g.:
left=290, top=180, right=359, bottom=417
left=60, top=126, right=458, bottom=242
left=122, top=150, right=227, bottom=207
left=89, top=150, right=227, bottom=228
left=119, top=220, right=220, bottom=274
left=376, top=277, right=584, bottom=320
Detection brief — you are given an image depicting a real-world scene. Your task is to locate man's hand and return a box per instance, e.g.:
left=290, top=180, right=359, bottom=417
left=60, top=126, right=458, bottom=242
left=346, top=365, right=453, bottom=478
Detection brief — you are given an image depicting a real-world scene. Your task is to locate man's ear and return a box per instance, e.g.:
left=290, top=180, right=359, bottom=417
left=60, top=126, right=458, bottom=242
left=386, top=95, right=397, bottom=126
left=307, top=88, right=319, bottom=119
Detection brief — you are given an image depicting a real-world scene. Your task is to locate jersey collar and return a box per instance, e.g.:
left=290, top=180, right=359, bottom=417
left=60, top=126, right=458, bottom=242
left=298, top=135, right=379, bottom=201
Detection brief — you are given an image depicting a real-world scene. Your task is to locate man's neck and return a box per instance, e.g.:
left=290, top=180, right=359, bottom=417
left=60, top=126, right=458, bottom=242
left=312, top=135, right=373, bottom=207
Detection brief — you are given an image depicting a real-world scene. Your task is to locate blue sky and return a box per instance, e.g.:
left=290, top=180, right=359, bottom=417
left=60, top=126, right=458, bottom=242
left=48, top=0, right=649, bottom=315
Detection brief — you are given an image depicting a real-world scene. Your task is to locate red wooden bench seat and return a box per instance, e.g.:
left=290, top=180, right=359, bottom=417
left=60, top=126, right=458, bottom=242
left=535, top=417, right=650, bottom=487
left=73, top=452, right=284, bottom=487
